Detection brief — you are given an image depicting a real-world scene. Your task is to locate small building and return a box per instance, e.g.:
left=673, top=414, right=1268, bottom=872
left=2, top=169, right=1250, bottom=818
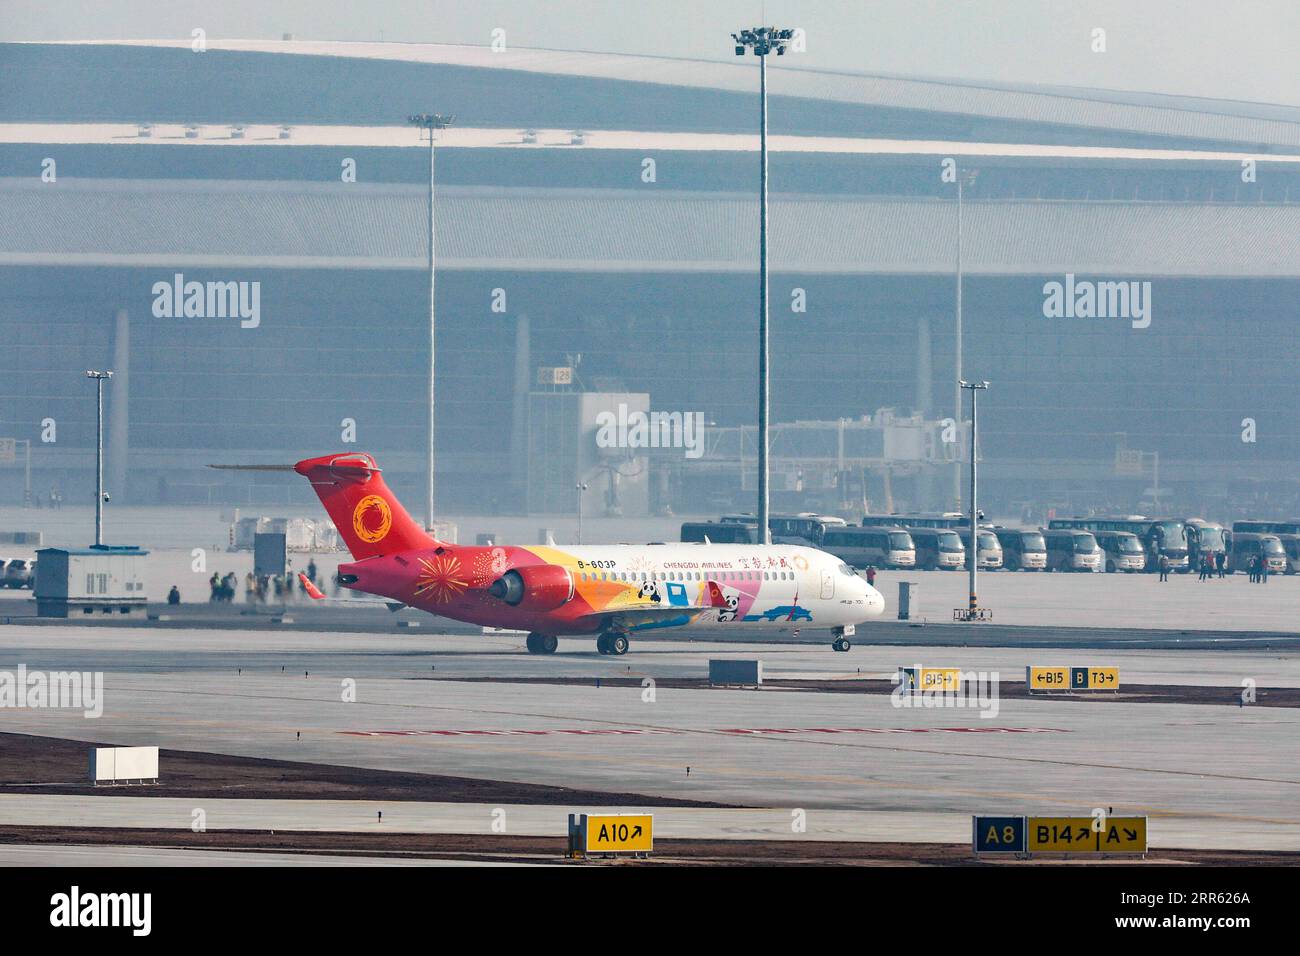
left=34, top=546, right=149, bottom=618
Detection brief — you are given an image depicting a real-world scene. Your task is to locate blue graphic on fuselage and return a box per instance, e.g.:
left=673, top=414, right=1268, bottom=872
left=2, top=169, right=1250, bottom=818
left=744, top=605, right=814, bottom=623
left=630, top=615, right=693, bottom=631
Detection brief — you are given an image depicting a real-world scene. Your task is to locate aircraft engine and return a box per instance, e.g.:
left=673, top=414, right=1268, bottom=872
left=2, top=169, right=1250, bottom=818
left=488, top=565, right=574, bottom=611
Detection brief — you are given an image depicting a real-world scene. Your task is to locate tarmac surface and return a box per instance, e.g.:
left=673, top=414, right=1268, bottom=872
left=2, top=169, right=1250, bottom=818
left=0, top=619, right=1297, bottom=858
left=0, top=842, right=529, bottom=867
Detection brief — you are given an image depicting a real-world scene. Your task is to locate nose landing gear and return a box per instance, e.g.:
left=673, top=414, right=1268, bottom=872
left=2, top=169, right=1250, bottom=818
left=831, top=624, right=855, bottom=652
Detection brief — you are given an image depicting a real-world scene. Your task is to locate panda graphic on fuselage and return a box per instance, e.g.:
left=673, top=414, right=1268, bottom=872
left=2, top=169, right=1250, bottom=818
left=717, top=593, right=740, bottom=622
left=638, top=580, right=661, bottom=603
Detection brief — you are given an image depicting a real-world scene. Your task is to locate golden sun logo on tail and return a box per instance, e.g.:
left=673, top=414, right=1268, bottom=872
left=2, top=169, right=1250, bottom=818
left=415, top=554, right=468, bottom=603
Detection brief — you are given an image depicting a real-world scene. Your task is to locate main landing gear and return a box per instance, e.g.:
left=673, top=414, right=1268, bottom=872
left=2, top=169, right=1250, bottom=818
left=526, top=632, right=558, bottom=655
left=831, top=624, right=855, bottom=653
left=596, top=630, right=630, bottom=656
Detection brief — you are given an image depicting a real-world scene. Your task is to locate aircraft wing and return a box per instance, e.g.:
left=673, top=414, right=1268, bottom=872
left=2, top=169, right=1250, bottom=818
left=577, top=603, right=709, bottom=629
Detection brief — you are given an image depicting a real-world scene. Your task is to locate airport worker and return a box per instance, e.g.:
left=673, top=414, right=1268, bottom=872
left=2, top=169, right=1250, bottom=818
left=865, top=565, right=877, bottom=586
left=209, top=572, right=220, bottom=601
left=167, top=585, right=181, bottom=605
left=307, top=559, right=318, bottom=583
left=245, top=572, right=256, bottom=602
left=1158, top=553, right=1170, bottom=582
left=1216, top=551, right=1226, bottom=579
left=1248, top=555, right=1259, bottom=583
left=1261, top=555, right=1270, bottom=583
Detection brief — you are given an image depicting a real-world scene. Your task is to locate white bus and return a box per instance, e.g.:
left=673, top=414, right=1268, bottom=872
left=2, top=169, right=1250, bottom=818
left=1093, top=530, right=1146, bottom=573
left=1048, top=516, right=1188, bottom=572
left=824, top=526, right=916, bottom=569
left=992, top=528, right=1047, bottom=571
left=908, top=528, right=966, bottom=571
left=1227, top=532, right=1287, bottom=575
left=956, top=527, right=1003, bottom=570
left=1041, top=529, right=1101, bottom=572
left=881, top=513, right=997, bottom=569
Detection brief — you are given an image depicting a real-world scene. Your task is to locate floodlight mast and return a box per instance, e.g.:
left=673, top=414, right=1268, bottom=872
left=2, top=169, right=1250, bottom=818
left=86, top=370, right=113, bottom=546
left=407, top=112, right=454, bottom=530
left=959, top=379, right=990, bottom=619
left=731, top=27, right=793, bottom=545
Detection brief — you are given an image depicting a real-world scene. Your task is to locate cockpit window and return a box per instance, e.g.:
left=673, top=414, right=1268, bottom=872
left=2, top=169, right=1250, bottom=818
left=839, top=564, right=858, bottom=577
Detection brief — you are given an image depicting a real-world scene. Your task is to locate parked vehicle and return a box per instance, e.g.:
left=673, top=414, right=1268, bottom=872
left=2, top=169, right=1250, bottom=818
left=908, top=528, right=966, bottom=571
left=827, top=526, right=916, bottom=569
left=719, top=512, right=847, bottom=547
left=874, top=512, right=973, bottom=530
left=1184, top=518, right=1227, bottom=566
left=1227, top=533, right=1287, bottom=574
left=992, top=528, right=1047, bottom=571
left=680, top=521, right=759, bottom=544
left=1232, top=519, right=1300, bottom=536
left=1041, top=529, right=1101, bottom=572
left=956, top=527, right=1003, bottom=570
left=1, top=559, right=34, bottom=589
left=1048, top=516, right=1188, bottom=572
left=1093, top=530, right=1147, bottom=573
left=1276, top=534, right=1300, bottom=575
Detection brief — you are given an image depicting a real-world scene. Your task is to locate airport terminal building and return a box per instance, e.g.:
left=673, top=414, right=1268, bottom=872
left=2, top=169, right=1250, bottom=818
left=2, top=40, right=1299, bottom=518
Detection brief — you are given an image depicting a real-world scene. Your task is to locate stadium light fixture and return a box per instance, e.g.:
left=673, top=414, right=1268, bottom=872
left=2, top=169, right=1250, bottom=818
left=730, top=26, right=793, bottom=545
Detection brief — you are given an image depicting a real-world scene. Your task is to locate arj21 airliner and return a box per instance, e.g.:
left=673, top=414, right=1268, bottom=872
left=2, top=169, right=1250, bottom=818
left=285, top=453, right=885, bottom=655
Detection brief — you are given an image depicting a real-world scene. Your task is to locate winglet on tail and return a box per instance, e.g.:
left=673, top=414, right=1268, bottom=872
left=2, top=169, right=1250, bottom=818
left=293, top=453, right=437, bottom=560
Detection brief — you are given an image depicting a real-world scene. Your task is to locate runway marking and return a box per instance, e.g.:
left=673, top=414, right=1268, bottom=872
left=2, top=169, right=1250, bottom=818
left=341, top=728, right=677, bottom=737
left=719, top=726, right=1065, bottom=735
left=340, top=726, right=1068, bottom=738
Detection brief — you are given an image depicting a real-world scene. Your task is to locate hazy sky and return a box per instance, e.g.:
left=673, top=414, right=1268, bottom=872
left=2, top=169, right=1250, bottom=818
left=5, top=0, right=1298, bottom=107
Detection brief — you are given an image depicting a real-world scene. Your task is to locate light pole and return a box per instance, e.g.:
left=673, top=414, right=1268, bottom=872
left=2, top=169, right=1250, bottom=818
left=959, top=380, right=989, bottom=619
left=575, top=482, right=589, bottom=545
left=732, top=26, right=793, bottom=545
left=86, top=370, right=113, bottom=546
left=408, top=112, right=454, bottom=530
left=953, top=168, right=978, bottom=510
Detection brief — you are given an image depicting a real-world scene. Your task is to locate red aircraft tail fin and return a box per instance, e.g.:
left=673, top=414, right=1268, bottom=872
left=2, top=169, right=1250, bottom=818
left=293, top=453, right=435, bottom=560
left=706, top=580, right=729, bottom=608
